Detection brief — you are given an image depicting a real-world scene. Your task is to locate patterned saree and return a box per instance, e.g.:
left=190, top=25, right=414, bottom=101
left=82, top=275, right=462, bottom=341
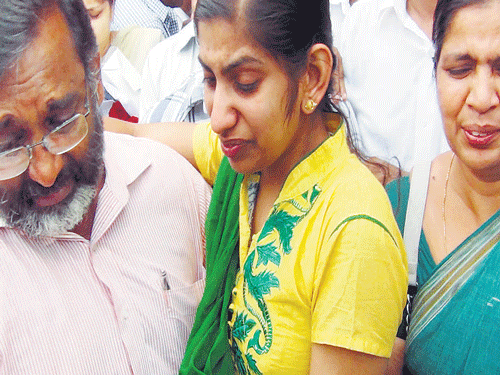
left=405, top=208, right=500, bottom=374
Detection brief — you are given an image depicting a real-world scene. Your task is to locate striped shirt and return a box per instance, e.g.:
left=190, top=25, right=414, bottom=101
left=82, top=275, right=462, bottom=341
left=0, top=132, right=211, bottom=374
left=111, top=0, right=188, bottom=38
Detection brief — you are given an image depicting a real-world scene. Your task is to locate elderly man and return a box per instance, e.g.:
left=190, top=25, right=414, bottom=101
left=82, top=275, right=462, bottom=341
left=0, top=0, right=210, bottom=374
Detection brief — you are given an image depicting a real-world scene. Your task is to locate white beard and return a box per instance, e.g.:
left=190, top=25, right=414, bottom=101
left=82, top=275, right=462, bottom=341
left=11, top=184, right=97, bottom=238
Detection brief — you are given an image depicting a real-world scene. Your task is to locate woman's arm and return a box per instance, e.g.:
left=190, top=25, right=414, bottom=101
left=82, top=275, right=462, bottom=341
left=103, top=117, right=198, bottom=168
left=310, top=344, right=388, bottom=375
left=385, top=338, right=405, bottom=375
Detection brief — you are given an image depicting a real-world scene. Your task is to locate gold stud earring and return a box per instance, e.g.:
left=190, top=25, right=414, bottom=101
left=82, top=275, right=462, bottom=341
left=304, top=99, right=317, bottom=112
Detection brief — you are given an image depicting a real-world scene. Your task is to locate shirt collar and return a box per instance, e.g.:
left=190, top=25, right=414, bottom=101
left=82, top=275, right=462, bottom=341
left=144, top=0, right=169, bottom=19
left=0, top=132, right=152, bottom=237
left=88, top=132, right=152, bottom=243
left=102, top=132, right=151, bottom=189
left=377, top=0, right=432, bottom=41
left=330, top=0, right=352, bottom=16
left=176, top=21, right=197, bottom=53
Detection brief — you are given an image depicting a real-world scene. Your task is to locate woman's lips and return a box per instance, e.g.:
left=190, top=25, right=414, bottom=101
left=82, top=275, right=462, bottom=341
left=35, top=179, right=74, bottom=207
left=221, top=139, right=245, bottom=158
left=464, top=127, right=499, bottom=147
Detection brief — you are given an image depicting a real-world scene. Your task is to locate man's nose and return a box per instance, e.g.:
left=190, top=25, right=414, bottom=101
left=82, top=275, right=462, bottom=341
left=27, top=145, right=65, bottom=187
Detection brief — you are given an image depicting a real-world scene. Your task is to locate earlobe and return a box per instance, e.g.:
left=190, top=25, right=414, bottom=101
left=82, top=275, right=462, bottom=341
left=301, top=44, right=334, bottom=113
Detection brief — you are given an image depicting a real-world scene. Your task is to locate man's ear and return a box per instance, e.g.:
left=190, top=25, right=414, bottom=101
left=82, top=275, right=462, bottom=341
left=300, top=44, right=333, bottom=114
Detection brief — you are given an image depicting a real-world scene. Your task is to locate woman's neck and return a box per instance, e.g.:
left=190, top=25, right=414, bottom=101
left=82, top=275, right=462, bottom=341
left=251, top=114, right=329, bottom=235
left=452, top=158, right=500, bottom=223
left=259, top=113, right=329, bottom=189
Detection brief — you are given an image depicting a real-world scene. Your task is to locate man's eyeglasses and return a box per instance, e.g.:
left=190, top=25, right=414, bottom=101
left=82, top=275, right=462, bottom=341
left=0, top=107, right=90, bottom=181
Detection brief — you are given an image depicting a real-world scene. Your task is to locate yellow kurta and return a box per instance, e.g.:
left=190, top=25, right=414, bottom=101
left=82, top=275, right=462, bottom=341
left=193, top=119, right=408, bottom=374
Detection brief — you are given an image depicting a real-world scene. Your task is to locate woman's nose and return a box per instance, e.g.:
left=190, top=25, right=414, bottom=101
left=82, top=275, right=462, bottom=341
left=466, top=69, right=500, bottom=114
left=208, top=86, right=238, bottom=135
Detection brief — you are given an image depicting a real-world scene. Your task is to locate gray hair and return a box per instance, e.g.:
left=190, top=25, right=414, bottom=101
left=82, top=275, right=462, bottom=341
left=0, top=0, right=99, bottom=100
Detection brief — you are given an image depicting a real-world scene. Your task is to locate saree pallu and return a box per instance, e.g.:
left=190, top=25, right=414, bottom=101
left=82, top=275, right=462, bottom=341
left=405, top=209, right=500, bottom=374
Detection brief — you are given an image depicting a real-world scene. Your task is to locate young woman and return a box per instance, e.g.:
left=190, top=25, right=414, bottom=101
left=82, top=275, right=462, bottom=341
left=106, top=0, right=407, bottom=373
left=387, top=0, right=500, bottom=372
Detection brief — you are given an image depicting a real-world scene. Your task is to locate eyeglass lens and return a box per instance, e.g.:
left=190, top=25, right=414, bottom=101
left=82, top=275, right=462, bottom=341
left=0, top=113, right=89, bottom=181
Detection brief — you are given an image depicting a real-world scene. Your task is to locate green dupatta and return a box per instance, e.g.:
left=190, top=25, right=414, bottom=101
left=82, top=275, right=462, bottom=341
left=180, top=157, right=242, bottom=374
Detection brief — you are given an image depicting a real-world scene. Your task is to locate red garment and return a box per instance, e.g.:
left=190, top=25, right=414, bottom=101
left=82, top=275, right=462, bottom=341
left=109, top=100, right=138, bottom=123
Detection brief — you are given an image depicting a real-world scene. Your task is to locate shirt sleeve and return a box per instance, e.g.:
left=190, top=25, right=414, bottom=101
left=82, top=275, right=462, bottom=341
left=192, top=122, right=224, bottom=186
left=311, top=215, right=408, bottom=358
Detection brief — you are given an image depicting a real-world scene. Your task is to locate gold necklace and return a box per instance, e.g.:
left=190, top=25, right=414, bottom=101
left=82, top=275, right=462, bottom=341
left=443, top=153, right=455, bottom=253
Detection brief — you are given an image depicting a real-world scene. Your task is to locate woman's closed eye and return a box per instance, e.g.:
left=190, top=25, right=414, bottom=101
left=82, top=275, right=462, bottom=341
left=87, top=6, right=104, bottom=20
left=235, top=80, right=260, bottom=94
left=447, top=65, right=473, bottom=79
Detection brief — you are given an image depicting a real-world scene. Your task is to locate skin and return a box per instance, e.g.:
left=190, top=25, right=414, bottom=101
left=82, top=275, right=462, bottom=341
left=0, top=8, right=104, bottom=239
left=436, top=0, right=500, bottom=180
left=104, top=17, right=388, bottom=373
left=83, top=0, right=113, bottom=59
left=386, top=1, right=500, bottom=373
left=429, top=0, right=500, bottom=259
left=198, top=19, right=333, bottom=234
left=199, top=19, right=388, bottom=374
left=197, top=20, right=328, bottom=186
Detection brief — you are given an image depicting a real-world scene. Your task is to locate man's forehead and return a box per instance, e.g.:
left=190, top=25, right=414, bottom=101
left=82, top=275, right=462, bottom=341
left=0, top=7, right=86, bottom=109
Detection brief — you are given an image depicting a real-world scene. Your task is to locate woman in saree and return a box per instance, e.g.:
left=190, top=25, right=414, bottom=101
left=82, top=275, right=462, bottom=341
left=386, top=0, right=500, bottom=372
left=106, top=0, right=408, bottom=373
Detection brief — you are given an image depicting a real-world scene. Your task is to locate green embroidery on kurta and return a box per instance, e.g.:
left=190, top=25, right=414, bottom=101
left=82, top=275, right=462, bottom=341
left=234, top=184, right=321, bottom=374
left=329, top=214, right=398, bottom=246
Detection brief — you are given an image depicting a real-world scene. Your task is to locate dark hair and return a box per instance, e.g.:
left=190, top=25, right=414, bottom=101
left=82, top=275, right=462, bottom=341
left=433, top=0, right=489, bottom=69
left=194, top=0, right=393, bottom=183
left=0, top=0, right=99, bottom=99
left=194, top=0, right=336, bottom=115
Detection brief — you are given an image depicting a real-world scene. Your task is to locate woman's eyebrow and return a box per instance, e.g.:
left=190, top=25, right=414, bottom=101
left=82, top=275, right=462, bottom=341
left=198, top=55, right=262, bottom=77
left=221, top=57, right=261, bottom=76
left=447, top=53, right=473, bottom=62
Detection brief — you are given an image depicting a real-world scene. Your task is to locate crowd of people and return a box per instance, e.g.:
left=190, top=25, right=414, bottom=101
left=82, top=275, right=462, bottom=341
left=0, top=0, right=498, bottom=374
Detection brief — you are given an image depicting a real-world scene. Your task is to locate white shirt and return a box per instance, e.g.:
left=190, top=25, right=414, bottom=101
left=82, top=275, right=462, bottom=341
left=101, top=45, right=142, bottom=117
left=0, top=132, right=211, bottom=374
left=330, top=0, right=351, bottom=44
left=101, top=28, right=164, bottom=119
left=111, top=0, right=188, bottom=38
left=139, top=22, right=208, bottom=123
left=339, top=0, right=449, bottom=171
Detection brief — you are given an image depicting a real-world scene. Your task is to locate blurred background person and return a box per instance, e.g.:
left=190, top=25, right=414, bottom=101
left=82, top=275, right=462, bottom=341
left=139, top=0, right=206, bottom=123
left=111, top=0, right=191, bottom=38
left=84, top=0, right=164, bottom=121
left=339, top=0, right=449, bottom=178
